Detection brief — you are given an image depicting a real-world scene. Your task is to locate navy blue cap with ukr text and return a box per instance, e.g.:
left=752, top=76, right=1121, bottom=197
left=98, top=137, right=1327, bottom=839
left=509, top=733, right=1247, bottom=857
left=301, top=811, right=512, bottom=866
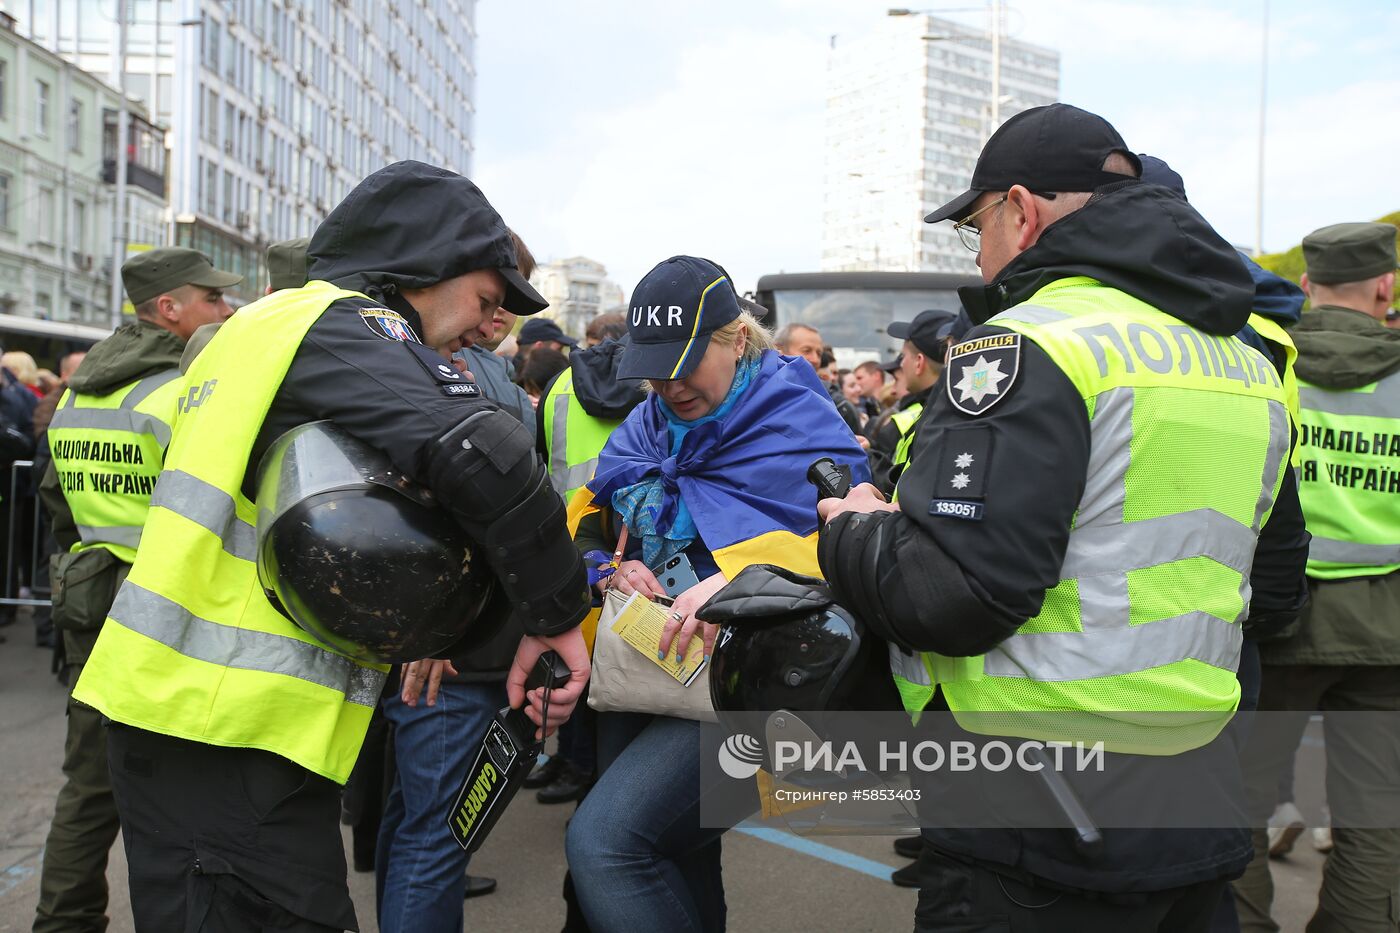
left=619, top=256, right=744, bottom=381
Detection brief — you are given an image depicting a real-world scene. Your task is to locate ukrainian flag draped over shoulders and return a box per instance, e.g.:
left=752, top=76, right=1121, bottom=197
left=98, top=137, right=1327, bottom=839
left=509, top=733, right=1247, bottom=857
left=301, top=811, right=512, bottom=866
left=573, top=351, right=869, bottom=578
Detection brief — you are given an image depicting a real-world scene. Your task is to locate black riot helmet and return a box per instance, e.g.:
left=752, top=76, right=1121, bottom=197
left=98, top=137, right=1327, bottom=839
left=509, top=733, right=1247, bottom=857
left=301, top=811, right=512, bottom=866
left=255, top=421, right=498, bottom=663
left=700, top=564, right=901, bottom=725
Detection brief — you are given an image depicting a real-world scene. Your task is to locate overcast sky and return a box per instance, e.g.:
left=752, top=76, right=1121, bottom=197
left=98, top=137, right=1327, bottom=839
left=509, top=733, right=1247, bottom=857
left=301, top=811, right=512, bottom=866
left=473, top=0, right=1400, bottom=301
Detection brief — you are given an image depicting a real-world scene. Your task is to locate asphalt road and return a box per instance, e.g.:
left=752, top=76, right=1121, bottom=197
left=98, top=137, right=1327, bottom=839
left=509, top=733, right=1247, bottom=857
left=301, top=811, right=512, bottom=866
left=0, top=615, right=1328, bottom=932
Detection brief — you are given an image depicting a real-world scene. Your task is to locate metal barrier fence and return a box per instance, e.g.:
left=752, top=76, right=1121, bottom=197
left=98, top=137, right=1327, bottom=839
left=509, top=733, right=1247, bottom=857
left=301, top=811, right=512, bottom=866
left=2, top=460, right=52, bottom=608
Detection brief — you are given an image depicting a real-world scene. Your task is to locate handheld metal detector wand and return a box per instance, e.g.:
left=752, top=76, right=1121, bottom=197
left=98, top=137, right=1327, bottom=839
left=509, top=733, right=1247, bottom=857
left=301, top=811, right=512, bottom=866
left=447, top=650, right=572, bottom=853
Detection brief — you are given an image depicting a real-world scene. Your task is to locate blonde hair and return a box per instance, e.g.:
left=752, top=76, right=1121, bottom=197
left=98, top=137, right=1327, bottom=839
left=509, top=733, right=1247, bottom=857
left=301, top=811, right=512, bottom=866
left=710, top=312, right=773, bottom=364
left=643, top=312, right=773, bottom=391
left=2, top=351, right=38, bottom=385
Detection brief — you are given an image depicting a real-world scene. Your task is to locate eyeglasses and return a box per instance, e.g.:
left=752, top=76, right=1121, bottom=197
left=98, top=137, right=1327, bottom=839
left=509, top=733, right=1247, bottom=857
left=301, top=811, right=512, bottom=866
left=952, top=196, right=1007, bottom=253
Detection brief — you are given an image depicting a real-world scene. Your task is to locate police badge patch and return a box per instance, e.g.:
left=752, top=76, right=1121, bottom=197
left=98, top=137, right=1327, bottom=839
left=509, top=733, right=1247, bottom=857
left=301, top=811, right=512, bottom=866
left=946, top=332, right=1020, bottom=416
left=360, top=307, right=421, bottom=344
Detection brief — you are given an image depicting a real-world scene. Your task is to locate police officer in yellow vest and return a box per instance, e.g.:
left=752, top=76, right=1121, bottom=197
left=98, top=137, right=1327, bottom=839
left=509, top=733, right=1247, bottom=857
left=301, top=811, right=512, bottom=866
left=1235, top=222, right=1400, bottom=933
left=816, top=105, right=1308, bottom=930
left=539, top=335, right=644, bottom=503
left=874, top=309, right=955, bottom=495
left=34, top=247, right=238, bottom=933
left=72, top=161, right=592, bottom=931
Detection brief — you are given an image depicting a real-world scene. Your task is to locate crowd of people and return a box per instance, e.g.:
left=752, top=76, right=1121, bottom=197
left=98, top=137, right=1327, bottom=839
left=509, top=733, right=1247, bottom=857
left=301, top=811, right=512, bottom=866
left=1, top=102, right=1396, bottom=933
left=0, top=346, right=86, bottom=650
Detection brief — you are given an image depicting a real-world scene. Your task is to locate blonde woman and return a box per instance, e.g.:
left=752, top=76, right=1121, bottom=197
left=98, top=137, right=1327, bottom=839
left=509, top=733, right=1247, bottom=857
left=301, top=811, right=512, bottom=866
left=565, top=256, right=869, bottom=931
left=2, top=351, right=42, bottom=397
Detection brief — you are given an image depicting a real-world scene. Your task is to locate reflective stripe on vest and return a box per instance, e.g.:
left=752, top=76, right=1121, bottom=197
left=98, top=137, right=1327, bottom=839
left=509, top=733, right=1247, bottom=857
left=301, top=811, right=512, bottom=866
left=73, top=280, right=388, bottom=783
left=1246, top=313, right=1300, bottom=463
left=48, top=368, right=183, bottom=562
left=893, top=279, right=1290, bottom=753
left=891, top=403, right=923, bottom=469
left=542, top=368, right=621, bottom=502
left=108, top=582, right=383, bottom=706
left=1296, top=369, right=1400, bottom=579
left=976, top=386, right=1285, bottom=683
left=147, top=469, right=258, bottom=562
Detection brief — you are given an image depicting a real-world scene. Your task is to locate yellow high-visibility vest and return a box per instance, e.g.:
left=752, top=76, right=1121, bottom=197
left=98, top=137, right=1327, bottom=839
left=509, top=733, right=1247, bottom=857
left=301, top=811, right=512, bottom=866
left=890, top=278, right=1290, bottom=754
left=74, top=281, right=389, bottom=782
left=48, top=369, right=183, bottom=563
left=541, top=368, right=622, bottom=502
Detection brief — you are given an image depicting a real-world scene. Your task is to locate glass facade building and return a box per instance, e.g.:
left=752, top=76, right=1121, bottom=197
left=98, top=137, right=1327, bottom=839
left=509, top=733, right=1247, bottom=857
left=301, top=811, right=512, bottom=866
left=822, top=14, right=1059, bottom=275
left=13, top=0, right=477, bottom=303
left=0, top=15, right=165, bottom=329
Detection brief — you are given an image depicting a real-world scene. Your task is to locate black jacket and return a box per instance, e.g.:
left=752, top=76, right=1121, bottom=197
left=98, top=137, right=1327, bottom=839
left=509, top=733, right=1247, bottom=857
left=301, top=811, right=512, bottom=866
left=869, top=388, right=932, bottom=496
left=0, top=368, right=36, bottom=462
left=820, top=182, right=1308, bottom=892
left=255, top=163, right=585, bottom=638
left=534, top=337, right=646, bottom=458
left=571, top=338, right=647, bottom=420
left=827, top=380, right=864, bottom=437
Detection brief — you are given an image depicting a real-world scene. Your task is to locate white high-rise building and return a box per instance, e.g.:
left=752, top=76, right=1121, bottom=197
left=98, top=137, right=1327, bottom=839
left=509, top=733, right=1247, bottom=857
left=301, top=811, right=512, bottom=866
left=8, top=0, right=477, bottom=304
left=822, top=13, right=1059, bottom=275
left=530, top=257, right=625, bottom=341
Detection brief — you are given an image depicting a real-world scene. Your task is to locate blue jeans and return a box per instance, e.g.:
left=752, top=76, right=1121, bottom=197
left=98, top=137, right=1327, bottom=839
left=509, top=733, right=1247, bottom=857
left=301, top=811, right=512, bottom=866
left=555, top=692, right=598, bottom=775
left=566, top=712, right=754, bottom=933
left=376, top=681, right=505, bottom=933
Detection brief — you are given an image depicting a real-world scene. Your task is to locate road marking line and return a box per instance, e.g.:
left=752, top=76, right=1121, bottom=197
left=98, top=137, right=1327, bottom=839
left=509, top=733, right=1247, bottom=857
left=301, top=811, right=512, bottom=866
left=0, top=846, right=43, bottom=897
left=735, top=825, right=897, bottom=882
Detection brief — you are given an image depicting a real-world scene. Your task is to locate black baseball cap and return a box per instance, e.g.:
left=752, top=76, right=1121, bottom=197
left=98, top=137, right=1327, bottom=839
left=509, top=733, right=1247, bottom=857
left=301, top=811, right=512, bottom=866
left=517, top=318, right=578, bottom=347
left=888, top=309, right=957, bottom=357
left=925, top=104, right=1142, bottom=224
left=619, top=256, right=743, bottom=381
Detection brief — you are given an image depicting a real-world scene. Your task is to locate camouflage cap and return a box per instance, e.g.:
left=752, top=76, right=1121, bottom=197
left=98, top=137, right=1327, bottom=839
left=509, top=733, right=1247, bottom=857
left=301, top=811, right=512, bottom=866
left=122, top=247, right=242, bottom=306
left=266, top=236, right=310, bottom=292
left=1302, top=222, right=1398, bottom=285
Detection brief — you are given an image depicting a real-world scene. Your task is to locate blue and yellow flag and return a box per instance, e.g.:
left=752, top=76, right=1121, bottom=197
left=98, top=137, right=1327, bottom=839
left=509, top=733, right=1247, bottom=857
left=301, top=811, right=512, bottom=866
left=569, top=352, right=870, bottom=579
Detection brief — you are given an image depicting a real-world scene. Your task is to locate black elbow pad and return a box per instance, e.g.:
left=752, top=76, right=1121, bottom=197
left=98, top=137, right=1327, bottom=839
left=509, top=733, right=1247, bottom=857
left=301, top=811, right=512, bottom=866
left=821, top=511, right=1022, bottom=656
left=880, top=526, right=1017, bottom=656
left=426, top=410, right=590, bottom=637
left=819, top=512, right=903, bottom=648
left=1244, top=585, right=1309, bottom=643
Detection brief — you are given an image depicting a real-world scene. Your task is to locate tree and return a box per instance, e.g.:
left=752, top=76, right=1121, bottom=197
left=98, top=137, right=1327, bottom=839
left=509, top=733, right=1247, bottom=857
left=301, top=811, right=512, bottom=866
left=1255, top=211, right=1400, bottom=307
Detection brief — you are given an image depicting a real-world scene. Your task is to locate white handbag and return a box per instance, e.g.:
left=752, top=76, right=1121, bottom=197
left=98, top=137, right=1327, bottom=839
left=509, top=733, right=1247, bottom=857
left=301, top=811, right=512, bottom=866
left=587, top=587, right=717, bottom=722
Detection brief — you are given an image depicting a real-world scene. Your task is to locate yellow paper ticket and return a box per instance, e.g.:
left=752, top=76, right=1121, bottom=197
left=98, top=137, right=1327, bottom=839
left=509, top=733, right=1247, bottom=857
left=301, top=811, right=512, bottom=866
left=611, top=592, right=708, bottom=686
